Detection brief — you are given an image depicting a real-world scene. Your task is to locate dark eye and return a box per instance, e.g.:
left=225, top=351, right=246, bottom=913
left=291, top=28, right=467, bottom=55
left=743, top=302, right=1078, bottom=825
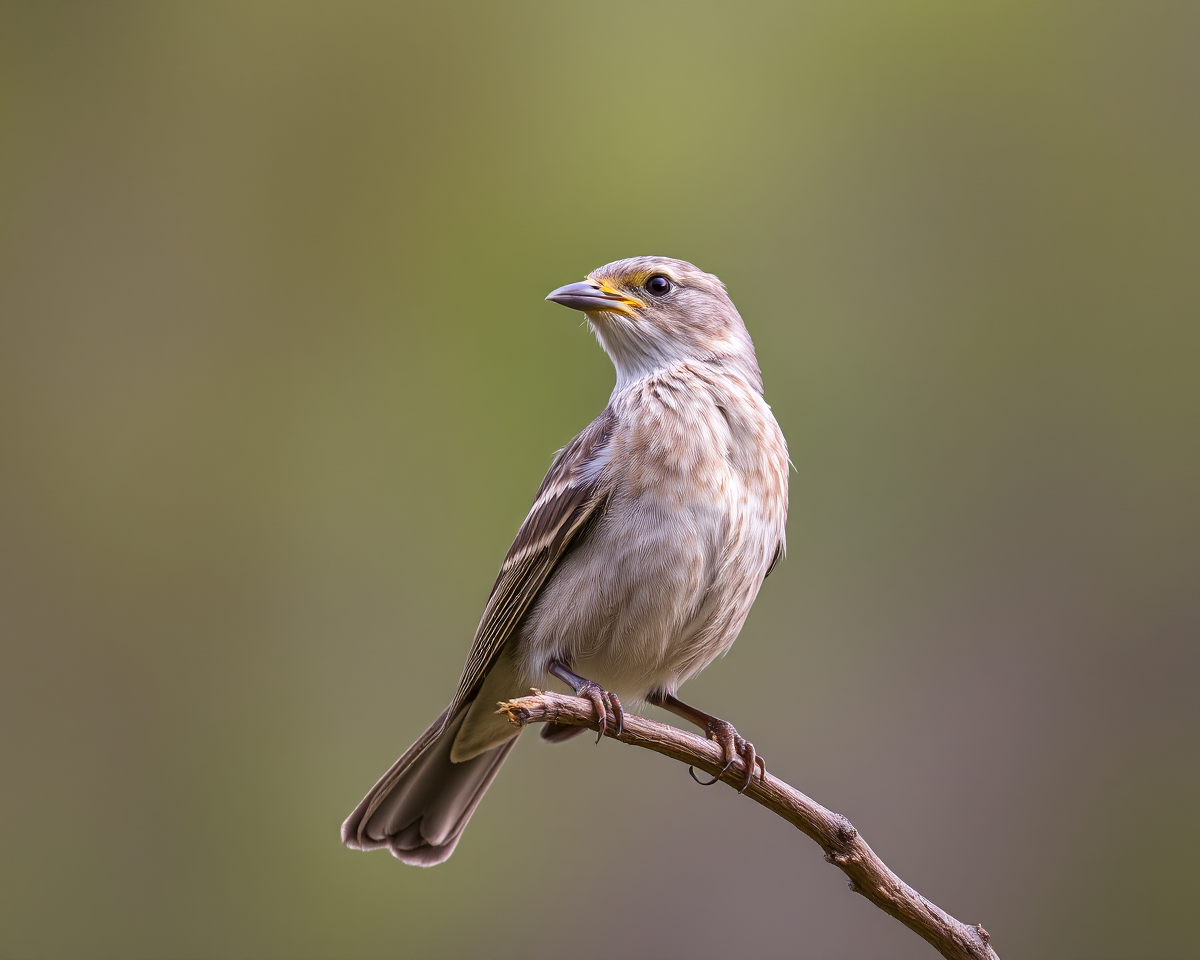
left=645, top=274, right=672, bottom=296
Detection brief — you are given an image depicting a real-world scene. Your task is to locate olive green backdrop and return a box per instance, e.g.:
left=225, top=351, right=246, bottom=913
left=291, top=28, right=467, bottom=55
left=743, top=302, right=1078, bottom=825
left=1, top=3, right=1196, bottom=958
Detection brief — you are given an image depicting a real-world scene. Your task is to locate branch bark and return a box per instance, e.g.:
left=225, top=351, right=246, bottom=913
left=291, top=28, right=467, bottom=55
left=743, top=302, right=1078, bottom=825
left=498, top=690, right=998, bottom=960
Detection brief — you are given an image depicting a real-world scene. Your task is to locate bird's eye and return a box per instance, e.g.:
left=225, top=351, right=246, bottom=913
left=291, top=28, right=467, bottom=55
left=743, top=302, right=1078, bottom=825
left=645, top=274, right=672, bottom=296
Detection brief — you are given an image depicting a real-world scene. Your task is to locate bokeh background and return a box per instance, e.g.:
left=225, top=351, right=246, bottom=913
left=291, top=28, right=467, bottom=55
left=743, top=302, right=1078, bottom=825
left=1, top=2, right=1197, bottom=958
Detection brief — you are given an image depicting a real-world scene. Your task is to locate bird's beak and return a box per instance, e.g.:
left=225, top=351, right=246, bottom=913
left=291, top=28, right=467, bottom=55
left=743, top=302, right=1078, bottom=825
left=545, top=279, right=642, bottom=316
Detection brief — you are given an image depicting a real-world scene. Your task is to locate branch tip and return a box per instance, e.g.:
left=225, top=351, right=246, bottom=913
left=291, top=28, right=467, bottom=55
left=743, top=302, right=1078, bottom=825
left=496, top=700, right=529, bottom=727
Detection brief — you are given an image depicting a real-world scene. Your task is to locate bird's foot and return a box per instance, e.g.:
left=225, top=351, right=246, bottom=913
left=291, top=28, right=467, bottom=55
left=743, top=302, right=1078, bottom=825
left=547, top=660, right=623, bottom=742
left=692, top=719, right=765, bottom=793
left=646, top=690, right=765, bottom=792
left=577, top=680, right=624, bottom=742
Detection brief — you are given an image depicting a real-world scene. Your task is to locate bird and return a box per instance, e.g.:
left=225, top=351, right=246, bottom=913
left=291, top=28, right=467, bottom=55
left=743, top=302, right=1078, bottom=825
left=342, top=256, right=789, bottom=866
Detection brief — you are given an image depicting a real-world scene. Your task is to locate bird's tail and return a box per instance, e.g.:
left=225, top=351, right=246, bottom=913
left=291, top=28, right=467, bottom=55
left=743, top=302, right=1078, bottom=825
left=341, top=703, right=517, bottom=866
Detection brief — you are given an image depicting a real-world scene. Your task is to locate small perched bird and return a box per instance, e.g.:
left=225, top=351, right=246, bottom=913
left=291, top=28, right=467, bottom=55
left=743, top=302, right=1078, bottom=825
left=342, top=256, right=789, bottom=865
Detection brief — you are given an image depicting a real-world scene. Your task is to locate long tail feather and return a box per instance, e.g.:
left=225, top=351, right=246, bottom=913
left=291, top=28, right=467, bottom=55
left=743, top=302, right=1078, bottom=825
left=342, top=704, right=517, bottom=866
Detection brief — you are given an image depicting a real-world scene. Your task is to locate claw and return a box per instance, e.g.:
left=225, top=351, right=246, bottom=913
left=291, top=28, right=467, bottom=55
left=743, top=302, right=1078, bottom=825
left=579, top=682, right=608, bottom=742
left=609, top=692, right=624, bottom=738
left=737, top=740, right=759, bottom=794
left=689, top=757, right=735, bottom=786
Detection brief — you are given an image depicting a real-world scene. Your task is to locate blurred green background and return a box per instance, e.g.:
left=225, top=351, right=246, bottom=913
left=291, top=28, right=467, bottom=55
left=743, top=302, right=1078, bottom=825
left=1, top=2, right=1196, bottom=958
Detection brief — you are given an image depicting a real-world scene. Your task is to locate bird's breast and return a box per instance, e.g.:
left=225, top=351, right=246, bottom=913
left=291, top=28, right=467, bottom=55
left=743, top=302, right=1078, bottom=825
left=517, top=365, right=788, bottom=700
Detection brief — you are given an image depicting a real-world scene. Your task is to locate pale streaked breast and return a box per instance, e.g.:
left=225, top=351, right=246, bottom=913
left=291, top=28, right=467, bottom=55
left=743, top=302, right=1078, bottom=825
left=514, top=361, right=788, bottom=702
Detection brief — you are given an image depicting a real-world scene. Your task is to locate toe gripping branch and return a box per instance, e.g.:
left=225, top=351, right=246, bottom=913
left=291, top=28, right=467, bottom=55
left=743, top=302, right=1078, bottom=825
left=647, top=690, right=766, bottom=793
left=548, top=661, right=624, bottom=742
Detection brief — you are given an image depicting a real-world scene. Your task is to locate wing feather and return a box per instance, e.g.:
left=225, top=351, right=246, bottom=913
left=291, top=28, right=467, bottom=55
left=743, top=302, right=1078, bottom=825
left=447, top=407, right=616, bottom=718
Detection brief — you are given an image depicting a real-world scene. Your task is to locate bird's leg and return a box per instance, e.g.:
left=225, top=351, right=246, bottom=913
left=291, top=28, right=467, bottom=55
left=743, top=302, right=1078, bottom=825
left=646, top=690, right=765, bottom=793
left=548, top=660, right=624, bottom=742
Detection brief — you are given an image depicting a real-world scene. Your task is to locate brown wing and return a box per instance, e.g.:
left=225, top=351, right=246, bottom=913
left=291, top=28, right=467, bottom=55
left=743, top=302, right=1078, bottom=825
left=446, top=407, right=616, bottom=719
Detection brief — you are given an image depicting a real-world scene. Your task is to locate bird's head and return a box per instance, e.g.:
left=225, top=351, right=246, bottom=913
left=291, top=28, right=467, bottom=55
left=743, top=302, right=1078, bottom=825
left=546, top=256, right=761, bottom=393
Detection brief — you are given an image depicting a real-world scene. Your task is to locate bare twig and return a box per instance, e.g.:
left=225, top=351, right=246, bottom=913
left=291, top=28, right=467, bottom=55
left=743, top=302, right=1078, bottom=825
left=499, top=690, right=999, bottom=960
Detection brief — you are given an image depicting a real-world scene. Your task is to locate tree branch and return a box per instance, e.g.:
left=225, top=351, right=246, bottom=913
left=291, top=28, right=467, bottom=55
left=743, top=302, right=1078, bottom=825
left=498, top=690, right=998, bottom=960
